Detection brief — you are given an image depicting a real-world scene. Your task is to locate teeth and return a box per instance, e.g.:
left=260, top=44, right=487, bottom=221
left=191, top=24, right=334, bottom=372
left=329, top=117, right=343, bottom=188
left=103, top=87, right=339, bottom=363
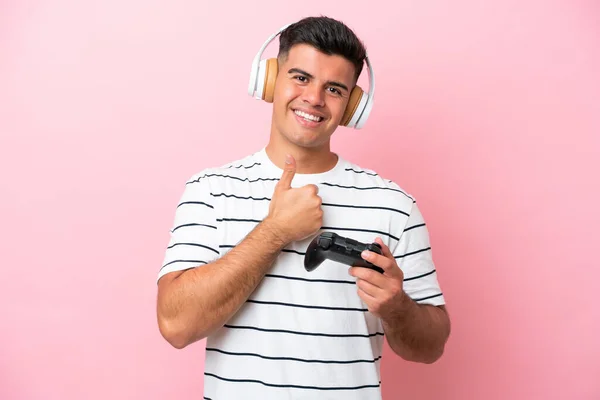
left=294, top=110, right=323, bottom=122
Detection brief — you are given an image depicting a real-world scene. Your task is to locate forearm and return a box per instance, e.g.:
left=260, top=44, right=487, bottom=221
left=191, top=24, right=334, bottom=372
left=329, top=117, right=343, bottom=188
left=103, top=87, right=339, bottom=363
left=382, top=295, right=450, bottom=364
left=157, top=217, right=287, bottom=348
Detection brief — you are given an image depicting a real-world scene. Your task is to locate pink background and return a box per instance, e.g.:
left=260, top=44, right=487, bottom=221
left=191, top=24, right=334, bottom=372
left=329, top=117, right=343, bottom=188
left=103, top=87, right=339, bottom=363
left=1, top=0, right=599, bottom=399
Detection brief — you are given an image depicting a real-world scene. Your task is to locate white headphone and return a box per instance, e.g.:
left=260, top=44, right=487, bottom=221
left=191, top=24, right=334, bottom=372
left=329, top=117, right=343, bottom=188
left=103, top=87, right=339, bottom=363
left=247, top=23, right=375, bottom=129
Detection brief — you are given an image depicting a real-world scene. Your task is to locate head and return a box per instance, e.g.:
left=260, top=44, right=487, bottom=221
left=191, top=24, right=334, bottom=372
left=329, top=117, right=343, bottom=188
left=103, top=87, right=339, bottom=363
left=270, top=16, right=367, bottom=150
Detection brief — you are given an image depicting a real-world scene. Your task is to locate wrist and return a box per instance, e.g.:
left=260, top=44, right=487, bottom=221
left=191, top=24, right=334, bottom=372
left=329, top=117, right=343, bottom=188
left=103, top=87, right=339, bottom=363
left=382, top=290, right=415, bottom=325
left=397, top=290, right=415, bottom=314
left=260, top=217, right=290, bottom=249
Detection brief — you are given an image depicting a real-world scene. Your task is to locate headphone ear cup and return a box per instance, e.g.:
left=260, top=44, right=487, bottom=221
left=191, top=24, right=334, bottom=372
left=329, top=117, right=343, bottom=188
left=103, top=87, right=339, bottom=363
left=340, top=85, right=364, bottom=127
left=262, top=58, right=278, bottom=103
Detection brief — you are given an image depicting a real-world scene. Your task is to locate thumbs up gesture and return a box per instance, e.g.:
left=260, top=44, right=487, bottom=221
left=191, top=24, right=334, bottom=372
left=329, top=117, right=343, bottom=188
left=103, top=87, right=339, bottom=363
left=266, top=154, right=323, bottom=245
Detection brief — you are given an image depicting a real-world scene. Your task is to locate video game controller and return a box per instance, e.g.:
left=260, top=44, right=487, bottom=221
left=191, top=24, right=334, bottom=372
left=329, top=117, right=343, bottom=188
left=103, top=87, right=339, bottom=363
left=304, top=232, right=384, bottom=273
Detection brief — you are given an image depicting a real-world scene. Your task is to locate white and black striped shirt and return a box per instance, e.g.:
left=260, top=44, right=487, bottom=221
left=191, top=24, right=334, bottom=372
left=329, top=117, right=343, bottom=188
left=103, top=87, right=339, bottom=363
left=159, top=147, right=445, bottom=400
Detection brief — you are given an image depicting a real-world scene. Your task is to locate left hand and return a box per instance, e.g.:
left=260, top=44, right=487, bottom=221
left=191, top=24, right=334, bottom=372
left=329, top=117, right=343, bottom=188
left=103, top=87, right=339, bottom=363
left=348, top=237, right=410, bottom=319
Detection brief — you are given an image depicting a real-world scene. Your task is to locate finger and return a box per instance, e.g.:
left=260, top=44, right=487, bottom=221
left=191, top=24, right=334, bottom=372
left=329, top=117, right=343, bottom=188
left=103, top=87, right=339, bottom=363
left=361, top=248, right=397, bottom=275
left=276, top=154, right=296, bottom=191
left=349, top=266, right=387, bottom=289
left=373, top=237, right=393, bottom=258
left=304, top=183, right=319, bottom=195
left=356, top=286, right=373, bottom=305
left=355, top=277, right=383, bottom=298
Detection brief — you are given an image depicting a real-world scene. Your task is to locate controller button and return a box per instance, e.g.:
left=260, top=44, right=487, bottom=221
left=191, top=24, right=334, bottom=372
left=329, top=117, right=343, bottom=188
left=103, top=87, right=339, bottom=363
left=317, top=237, right=332, bottom=250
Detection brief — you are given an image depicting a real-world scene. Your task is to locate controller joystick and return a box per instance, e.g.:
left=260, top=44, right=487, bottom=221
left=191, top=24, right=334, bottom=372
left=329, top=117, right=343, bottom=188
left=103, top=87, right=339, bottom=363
left=304, top=232, right=384, bottom=273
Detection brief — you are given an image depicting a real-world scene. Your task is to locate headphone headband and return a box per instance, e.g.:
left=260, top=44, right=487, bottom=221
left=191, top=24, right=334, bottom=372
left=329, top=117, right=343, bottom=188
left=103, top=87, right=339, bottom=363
left=247, top=23, right=292, bottom=97
left=248, top=22, right=375, bottom=129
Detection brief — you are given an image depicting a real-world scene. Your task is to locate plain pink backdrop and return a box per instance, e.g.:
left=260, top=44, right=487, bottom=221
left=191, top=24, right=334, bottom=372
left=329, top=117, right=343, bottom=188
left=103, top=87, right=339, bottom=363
left=1, top=0, right=599, bottom=399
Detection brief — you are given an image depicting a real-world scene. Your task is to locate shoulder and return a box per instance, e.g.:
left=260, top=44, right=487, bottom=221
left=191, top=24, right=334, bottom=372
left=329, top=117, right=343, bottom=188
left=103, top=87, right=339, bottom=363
left=341, top=157, right=416, bottom=205
left=184, top=151, right=263, bottom=187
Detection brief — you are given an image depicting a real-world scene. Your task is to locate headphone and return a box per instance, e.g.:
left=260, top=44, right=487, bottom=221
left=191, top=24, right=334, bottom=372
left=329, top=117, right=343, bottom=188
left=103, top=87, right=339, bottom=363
left=247, top=23, right=375, bottom=129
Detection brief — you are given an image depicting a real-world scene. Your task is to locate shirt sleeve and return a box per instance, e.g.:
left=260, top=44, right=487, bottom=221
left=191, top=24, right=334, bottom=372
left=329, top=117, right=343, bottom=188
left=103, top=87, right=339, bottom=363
left=392, top=201, right=445, bottom=306
left=157, top=173, right=221, bottom=283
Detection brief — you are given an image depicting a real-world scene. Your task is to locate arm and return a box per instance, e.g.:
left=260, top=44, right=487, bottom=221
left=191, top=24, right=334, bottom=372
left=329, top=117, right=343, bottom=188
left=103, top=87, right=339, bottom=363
left=157, top=218, right=287, bottom=349
left=350, top=239, right=450, bottom=364
left=349, top=200, right=450, bottom=364
left=157, top=154, right=322, bottom=349
left=381, top=296, right=450, bottom=364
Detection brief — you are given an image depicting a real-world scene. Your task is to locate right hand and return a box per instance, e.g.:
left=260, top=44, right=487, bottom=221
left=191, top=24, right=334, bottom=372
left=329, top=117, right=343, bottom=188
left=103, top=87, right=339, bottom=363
left=266, top=154, right=323, bottom=245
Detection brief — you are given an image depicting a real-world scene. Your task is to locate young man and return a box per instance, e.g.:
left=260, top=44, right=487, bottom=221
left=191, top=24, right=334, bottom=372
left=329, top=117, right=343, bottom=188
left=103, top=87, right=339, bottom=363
left=156, top=16, right=450, bottom=399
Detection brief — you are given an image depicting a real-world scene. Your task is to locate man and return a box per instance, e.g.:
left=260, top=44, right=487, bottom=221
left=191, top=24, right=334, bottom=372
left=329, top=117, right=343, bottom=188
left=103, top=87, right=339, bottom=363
left=156, top=16, right=450, bottom=399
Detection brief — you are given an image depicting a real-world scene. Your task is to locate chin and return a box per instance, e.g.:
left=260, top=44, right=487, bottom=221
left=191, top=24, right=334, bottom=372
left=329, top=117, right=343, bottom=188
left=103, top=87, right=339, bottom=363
left=285, top=128, right=331, bottom=149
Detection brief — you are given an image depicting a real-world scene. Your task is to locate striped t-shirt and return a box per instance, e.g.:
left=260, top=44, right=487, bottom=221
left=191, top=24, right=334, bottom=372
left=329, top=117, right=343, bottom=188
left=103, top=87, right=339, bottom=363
left=158, top=147, right=445, bottom=400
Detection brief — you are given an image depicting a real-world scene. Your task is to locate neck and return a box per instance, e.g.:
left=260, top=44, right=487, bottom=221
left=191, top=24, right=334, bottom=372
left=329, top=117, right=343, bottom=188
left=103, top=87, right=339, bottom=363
left=264, top=135, right=338, bottom=174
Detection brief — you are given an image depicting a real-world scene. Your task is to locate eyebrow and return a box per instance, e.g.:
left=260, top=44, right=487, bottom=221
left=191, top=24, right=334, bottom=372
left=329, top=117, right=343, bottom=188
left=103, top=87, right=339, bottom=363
left=287, top=68, right=349, bottom=92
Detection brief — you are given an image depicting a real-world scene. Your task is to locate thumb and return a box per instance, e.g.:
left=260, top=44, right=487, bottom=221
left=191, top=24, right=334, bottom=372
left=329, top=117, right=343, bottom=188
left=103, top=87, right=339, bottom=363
left=276, top=154, right=296, bottom=190
left=373, top=237, right=393, bottom=258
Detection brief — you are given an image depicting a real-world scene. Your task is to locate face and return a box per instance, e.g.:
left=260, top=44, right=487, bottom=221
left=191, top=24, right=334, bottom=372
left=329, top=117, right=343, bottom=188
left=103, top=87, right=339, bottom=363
left=270, top=43, right=356, bottom=150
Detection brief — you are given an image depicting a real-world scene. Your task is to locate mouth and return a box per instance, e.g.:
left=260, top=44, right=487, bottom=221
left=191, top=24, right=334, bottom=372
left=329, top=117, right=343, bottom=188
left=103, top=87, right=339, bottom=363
left=292, top=109, right=325, bottom=128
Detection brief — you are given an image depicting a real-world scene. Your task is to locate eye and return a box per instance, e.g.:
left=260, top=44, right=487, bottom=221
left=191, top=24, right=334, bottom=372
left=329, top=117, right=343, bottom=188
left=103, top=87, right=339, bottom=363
left=294, top=75, right=308, bottom=83
left=328, top=87, right=342, bottom=95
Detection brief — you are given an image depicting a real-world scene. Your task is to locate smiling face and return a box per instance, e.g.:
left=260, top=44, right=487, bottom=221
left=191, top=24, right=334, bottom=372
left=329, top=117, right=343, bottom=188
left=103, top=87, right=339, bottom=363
left=270, top=43, right=357, bottom=150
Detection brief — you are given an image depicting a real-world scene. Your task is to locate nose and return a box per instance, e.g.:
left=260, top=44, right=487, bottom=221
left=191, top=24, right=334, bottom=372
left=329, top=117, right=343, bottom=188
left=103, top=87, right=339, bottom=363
left=301, top=83, right=325, bottom=107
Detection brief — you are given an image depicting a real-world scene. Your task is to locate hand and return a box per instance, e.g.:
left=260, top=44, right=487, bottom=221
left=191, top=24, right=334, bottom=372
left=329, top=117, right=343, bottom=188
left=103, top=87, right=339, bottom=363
left=349, top=237, right=411, bottom=319
left=265, top=154, right=323, bottom=244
